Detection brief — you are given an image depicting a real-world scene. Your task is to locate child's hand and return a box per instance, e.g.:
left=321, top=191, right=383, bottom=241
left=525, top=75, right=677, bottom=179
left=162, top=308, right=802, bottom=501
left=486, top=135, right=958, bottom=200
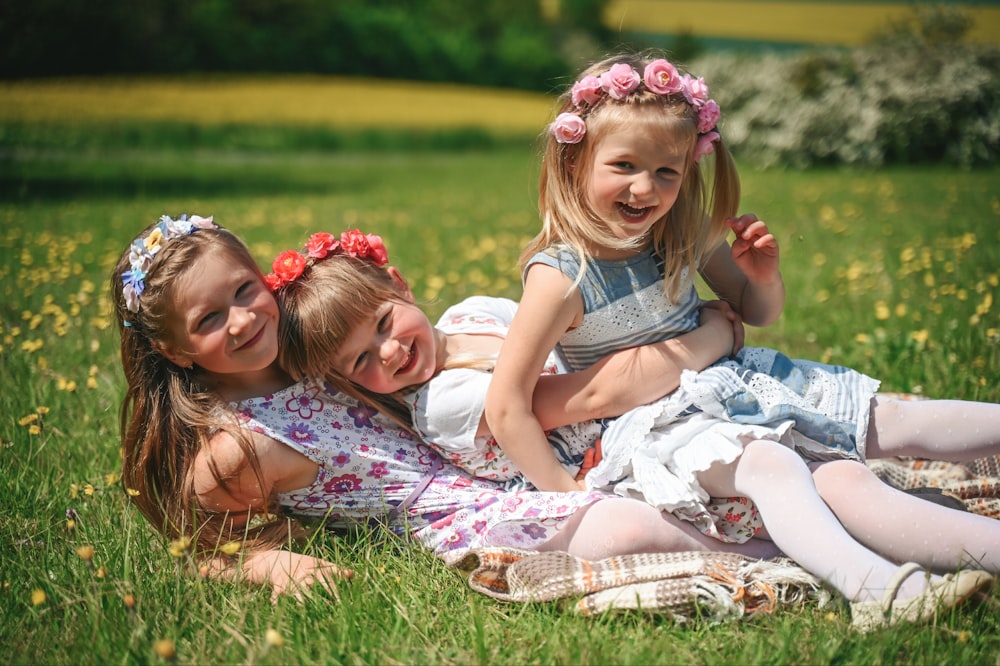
left=265, top=551, right=353, bottom=603
left=575, top=440, right=604, bottom=483
left=727, top=213, right=780, bottom=285
left=700, top=300, right=745, bottom=356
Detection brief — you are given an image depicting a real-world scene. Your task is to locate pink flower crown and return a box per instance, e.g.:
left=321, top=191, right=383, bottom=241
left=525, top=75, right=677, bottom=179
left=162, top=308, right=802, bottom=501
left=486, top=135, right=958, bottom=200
left=265, top=229, right=389, bottom=291
left=550, top=59, right=722, bottom=161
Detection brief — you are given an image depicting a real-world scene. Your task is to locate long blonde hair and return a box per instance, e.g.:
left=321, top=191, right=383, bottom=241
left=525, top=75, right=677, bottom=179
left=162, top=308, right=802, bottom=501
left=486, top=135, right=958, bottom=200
left=112, top=222, right=299, bottom=554
left=526, top=52, right=740, bottom=301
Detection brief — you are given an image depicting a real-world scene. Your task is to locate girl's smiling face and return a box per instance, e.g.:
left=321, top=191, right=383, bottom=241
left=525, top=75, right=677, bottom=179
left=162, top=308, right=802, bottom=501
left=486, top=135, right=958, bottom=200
left=332, top=297, right=442, bottom=395
left=159, top=251, right=280, bottom=379
left=585, top=122, right=688, bottom=255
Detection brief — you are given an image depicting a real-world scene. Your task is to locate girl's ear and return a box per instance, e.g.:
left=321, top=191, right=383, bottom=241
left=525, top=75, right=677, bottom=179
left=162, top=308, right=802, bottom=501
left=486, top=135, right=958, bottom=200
left=152, top=340, right=194, bottom=369
left=386, top=266, right=415, bottom=301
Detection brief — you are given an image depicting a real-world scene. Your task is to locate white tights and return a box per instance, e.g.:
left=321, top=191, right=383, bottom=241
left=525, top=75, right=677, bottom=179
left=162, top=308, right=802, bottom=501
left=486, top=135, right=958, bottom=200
left=695, top=396, right=1000, bottom=603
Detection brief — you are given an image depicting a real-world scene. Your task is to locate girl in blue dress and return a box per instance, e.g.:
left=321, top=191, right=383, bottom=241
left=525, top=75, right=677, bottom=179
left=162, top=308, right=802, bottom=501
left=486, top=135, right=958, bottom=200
left=483, top=52, right=1000, bottom=629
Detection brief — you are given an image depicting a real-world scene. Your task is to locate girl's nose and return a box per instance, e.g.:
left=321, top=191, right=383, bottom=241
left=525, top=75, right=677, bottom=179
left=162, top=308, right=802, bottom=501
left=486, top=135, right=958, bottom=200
left=379, top=337, right=401, bottom=365
left=630, top=172, right=654, bottom=198
left=229, top=307, right=255, bottom=336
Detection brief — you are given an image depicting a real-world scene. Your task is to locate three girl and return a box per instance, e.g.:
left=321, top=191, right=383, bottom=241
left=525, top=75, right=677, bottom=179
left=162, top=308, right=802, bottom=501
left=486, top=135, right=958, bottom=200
left=479, top=52, right=999, bottom=629
left=112, top=215, right=781, bottom=597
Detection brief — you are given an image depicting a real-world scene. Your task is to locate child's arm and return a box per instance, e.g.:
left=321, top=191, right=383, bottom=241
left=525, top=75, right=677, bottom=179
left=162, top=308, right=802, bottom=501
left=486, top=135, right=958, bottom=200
left=532, top=301, right=740, bottom=427
left=485, top=263, right=587, bottom=492
left=701, top=213, right=785, bottom=327
left=193, top=431, right=352, bottom=597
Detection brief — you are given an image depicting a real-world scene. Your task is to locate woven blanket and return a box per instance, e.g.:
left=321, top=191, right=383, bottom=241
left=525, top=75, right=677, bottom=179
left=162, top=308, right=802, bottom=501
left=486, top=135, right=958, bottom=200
left=446, top=548, right=830, bottom=623
left=870, top=455, right=1000, bottom=518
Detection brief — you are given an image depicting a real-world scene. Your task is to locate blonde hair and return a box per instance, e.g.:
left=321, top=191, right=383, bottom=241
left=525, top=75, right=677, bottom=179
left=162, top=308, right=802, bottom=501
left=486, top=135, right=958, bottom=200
left=526, top=52, right=740, bottom=301
left=276, top=256, right=415, bottom=428
left=112, top=222, right=300, bottom=554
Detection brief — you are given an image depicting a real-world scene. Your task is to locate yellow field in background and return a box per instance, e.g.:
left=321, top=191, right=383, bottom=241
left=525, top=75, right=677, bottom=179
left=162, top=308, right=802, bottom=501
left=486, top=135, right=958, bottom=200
left=604, top=0, right=1000, bottom=46
left=0, top=75, right=556, bottom=131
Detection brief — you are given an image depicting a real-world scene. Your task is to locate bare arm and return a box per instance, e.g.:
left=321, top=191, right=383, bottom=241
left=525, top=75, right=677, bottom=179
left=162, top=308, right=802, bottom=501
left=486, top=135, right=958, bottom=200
left=531, top=302, right=740, bottom=428
left=193, top=430, right=351, bottom=597
left=701, top=214, right=785, bottom=327
left=485, top=263, right=586, bottom=492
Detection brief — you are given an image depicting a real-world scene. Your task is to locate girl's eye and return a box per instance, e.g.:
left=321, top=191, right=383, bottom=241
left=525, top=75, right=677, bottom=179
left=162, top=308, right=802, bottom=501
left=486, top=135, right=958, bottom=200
left=377, top=312, right=391, bottom=332
left=614, top=161, right=633, bottom=170
left=196, top=312, right=218, bottom=331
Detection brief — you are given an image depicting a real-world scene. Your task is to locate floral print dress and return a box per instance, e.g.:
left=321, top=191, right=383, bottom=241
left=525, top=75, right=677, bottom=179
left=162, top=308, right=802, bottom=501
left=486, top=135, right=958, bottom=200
left=234, top=379, right=611, bottom=558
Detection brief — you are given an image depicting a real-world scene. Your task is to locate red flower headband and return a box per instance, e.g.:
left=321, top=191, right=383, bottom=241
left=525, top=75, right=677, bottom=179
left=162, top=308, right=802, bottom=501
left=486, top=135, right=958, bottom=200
left=264, top=229, right=389, bottom=291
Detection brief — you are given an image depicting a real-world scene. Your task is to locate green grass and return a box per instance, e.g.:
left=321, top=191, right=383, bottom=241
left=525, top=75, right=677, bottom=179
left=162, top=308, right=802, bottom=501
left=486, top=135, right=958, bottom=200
left=2, top=134, right=999, bottom=663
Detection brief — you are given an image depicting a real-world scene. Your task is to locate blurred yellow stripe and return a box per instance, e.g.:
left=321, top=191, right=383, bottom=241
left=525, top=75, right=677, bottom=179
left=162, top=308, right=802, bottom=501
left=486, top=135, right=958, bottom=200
left=604, top=1, right=1000, bottom=46
left=0, top=75, right=556, bottom=130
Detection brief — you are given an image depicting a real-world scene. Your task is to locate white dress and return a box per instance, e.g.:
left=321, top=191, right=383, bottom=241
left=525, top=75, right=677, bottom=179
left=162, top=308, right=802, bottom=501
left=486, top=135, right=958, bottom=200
left=402, top=296, right=603, bottom=489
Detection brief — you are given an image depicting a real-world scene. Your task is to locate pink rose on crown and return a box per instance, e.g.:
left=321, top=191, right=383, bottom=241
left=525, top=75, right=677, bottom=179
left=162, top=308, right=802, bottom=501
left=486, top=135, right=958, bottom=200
left=550, top=112, right=587, bottom=144
left=683, top=75, right=710, bottom=107
left=698, top=100, right=721, bottom=133
left=571, top=75, right=603, bottom=107
left=643, top=59, right=683, bottom=95
left=600, top=63, right=641, bottom=100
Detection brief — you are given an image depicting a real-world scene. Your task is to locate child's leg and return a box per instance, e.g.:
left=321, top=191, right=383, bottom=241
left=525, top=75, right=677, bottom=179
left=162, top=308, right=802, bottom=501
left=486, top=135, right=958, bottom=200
left=811, top=460, right=1000, bottom=572
left=537, top=496, right=781, bottom=561
left=866, top=397, right=1000, bottom=461
left=698, top=440, right=944, bottom=603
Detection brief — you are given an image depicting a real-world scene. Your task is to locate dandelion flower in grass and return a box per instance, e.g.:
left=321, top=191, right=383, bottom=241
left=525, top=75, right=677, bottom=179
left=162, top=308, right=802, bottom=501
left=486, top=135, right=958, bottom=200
left=126, top=488, right=140, bottom=497
left=83, top=483, right=94, bottom=496
left=28, top=425, right=41, bottom=436
left=153, top=639, right=176, bottom=660
left=910, top=329, right=929, bottom=345
left=168, top=536, right=192, bottom=558
left=874, top=301, right=890, bottom=320
left=18, top=413, right=39, bottom=427
left=219, top=541, right=241, bottom=556
left=123, top=593, right=136, bottom=610
left=265, top=629, right=284, bottom=647
left=76, top=545, right=95, bottom=561
left=31, top=588, right=46, bottom=606
left=854, top=333, right=871, bottom=345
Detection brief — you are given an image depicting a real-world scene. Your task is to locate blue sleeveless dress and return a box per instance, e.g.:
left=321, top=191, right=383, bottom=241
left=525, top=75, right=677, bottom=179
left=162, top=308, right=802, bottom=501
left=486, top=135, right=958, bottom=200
left=528, top=245, right=880, bottom=543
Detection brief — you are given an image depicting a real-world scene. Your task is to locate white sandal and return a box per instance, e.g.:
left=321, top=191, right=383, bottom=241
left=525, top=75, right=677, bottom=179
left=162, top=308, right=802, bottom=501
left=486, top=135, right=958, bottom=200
left=851, top=562, right=993, bottom=632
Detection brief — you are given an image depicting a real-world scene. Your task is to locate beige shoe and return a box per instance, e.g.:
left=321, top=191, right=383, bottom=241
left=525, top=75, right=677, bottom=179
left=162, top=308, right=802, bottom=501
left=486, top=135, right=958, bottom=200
left=851, top=562, right=994, bottom=632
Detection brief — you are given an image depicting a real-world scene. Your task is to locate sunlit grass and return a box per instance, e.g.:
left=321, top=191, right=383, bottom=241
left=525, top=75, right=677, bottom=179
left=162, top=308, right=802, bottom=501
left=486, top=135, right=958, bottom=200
left=1, top=80, right=999, bottom=663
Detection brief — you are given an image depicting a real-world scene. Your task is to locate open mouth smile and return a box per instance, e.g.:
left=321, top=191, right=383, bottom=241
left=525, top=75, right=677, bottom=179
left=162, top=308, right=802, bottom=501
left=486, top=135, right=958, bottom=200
left=396, top=346, right=416, bottom=376
left=617, top=202, right=653, bottom=222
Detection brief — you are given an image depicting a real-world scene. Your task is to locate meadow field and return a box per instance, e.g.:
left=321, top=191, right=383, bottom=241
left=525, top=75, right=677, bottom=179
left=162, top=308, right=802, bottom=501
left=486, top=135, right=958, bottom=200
left=1, top=76, right=999, bottom=664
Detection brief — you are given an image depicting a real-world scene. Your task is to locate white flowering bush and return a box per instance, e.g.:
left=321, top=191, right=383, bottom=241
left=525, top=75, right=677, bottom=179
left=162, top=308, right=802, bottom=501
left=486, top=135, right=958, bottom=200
left=690, top=42, right=1000, bottom=167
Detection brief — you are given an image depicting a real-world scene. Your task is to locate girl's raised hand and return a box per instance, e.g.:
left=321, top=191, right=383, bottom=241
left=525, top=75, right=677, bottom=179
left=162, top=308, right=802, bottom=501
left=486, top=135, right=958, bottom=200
left=727, top=214, right=780, bottom=285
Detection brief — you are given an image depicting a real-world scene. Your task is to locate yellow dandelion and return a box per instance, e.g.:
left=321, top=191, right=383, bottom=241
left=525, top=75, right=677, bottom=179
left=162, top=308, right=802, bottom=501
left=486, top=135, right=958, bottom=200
left=76, top=545, right=95, bottom=561
left=18, top=413, right=39, bottom=426
left=31, top=588, right=46, bottom=606
left=153, top=638, right=176, bottom=660
left=66, top=519, right=76, bottom=530
left=95, top=566, right=107, bottom=579
left=28, top=425, right=41, bottom=436
left=104, top=472, right=120, bottom=485
left=83, top=483, right=95, bottom=496
left=123, top=593, right=137, bottom=610
left=854, top=333, right=871, bottom=345
left=86, top=376, right=98, bottom=390
left=168, top=536, right=192, bottom=558
left=265, top=629, right=284, bottom=647
left=36, top=406, right=49, bottom=415
left=20, top=338, right=43, bottom=352
left=70, top=483, right=79, bottom=499
left=874, top=301, right=890, bottom=320
left=218, top=541, right=242, bottom=556
left=126, top=487, right=140, bottom=497
left=894, top=303, right=907, bottom=317
left=910, top=330, right=929, bottom=345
